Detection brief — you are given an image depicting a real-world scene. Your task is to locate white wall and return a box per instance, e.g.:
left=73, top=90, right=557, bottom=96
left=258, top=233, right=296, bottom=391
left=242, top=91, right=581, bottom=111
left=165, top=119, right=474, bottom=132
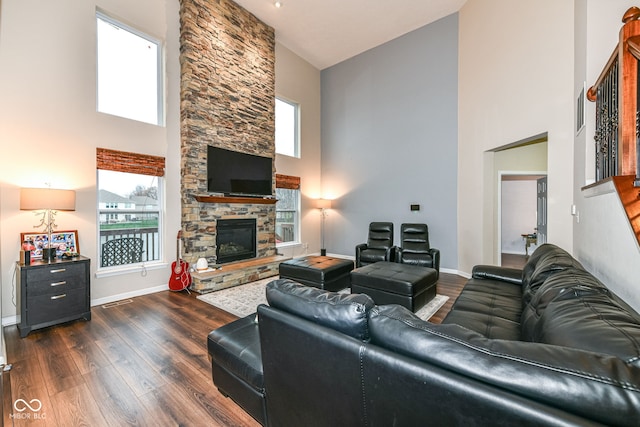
left=458, top=0, right=575, bottom=274
left=0, top=0, right=181, bottom=321
left=501, top=180, right=538, bottom=255
left=573, top=0, right=640, bottom=312
left=274, top=43, right=323, bottom=258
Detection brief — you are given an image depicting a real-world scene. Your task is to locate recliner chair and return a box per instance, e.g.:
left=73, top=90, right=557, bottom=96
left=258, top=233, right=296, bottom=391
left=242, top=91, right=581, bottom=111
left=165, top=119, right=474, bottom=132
left=355, top=222, right=395, bottom=267
left=396, top=223, right=440, bottom=276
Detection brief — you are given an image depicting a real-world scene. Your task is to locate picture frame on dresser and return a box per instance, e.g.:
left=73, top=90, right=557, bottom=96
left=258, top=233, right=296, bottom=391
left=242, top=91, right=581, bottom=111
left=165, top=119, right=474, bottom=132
left=21, top=230, right=79, bottom=260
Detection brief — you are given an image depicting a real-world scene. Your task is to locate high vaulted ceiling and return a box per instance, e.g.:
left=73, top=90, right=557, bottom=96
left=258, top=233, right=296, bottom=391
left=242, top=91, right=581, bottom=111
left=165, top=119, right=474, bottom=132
left=233, top=0, right=467, bottom=70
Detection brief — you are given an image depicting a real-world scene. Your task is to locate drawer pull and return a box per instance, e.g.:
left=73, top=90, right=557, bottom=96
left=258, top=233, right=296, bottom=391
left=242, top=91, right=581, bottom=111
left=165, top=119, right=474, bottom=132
left=50, top=294, right=67, bottom=300
left=50, top=281, right=67, bottom=287
left=50, top=268, right=66, bottom=273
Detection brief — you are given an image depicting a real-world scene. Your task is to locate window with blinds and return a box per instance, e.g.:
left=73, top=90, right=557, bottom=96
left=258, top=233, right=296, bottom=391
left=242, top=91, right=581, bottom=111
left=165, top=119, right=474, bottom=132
left=96, top=148, right=165, bottom=269
left=275, top=174, right=300, bottom=245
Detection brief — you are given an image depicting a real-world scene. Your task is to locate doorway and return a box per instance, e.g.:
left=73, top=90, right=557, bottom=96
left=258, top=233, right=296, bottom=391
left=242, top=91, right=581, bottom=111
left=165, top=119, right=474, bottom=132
left=499, top=173, right=546, bottom=268
left=489, top=133, right=548, bottom=267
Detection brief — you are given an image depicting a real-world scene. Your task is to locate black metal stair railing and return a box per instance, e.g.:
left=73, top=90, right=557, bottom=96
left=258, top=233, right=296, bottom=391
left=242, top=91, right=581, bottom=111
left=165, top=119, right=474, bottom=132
left=593, top=57, right=619, bottom=182
left=588, top=6, right=640, bottom=187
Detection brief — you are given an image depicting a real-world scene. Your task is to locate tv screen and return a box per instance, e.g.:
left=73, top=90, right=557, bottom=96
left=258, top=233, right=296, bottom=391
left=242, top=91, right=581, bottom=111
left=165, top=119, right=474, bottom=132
left=207, top=145, right=273, bottom=196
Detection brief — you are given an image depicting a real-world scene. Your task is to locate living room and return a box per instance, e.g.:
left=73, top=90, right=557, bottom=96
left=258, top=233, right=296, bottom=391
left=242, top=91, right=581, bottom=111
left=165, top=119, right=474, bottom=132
left=2, top=0, right=639, bottom=315
left=0, top=0, right=640, bottom=423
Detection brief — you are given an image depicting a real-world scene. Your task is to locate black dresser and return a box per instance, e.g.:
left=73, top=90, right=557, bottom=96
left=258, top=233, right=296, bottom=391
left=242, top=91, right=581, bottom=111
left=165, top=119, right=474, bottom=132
left=16, top=256, right=91, bottom=337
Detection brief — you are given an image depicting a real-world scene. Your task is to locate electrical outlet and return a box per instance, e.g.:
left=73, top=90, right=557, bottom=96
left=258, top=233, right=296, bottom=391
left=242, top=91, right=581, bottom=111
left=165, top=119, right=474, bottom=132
left=302, top=243, right=309, bottom=249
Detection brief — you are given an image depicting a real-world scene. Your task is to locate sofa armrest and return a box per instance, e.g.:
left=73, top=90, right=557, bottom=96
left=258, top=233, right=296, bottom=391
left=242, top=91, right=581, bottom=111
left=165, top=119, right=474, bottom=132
left=472, top=265, right=522, bottom=285
left=429, top=248, right=440, bottom=273
left=355, top=243, right=368, bottom=267
left=385, top=246, right=397, bottom=262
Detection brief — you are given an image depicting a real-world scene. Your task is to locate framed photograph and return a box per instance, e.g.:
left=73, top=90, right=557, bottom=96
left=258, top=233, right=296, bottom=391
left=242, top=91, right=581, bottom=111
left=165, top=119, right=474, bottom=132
left=21, top=230, right=79, bottom=260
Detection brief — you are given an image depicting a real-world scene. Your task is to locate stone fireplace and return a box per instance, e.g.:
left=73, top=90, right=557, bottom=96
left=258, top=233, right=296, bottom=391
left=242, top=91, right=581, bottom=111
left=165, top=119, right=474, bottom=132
left=179, top=0, right=285, bottom=293
left=216, top=218, right=257, bottom=264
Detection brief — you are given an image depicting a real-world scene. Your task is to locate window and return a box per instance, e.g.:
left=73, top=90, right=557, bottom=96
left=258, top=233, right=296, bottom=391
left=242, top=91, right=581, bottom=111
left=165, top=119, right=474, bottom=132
left=275, top=97, right=299, bottom=157
left=97, top=148, right=165, bottom=270
left=275, top=174, right=301, bottom=245
left=96, top=11, right=163, bottom=125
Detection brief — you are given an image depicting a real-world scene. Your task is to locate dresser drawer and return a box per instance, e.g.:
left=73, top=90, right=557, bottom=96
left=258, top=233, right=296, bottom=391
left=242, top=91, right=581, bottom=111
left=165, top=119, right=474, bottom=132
left=27, top=288, right=87, bottom=325
left=26, top=263, right=87, bottom=296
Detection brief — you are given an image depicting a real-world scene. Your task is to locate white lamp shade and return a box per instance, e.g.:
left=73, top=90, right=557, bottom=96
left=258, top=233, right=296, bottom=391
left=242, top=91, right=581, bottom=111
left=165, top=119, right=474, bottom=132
left=20, top=188, right=76, bottom=211
left=316, top=199, right=332, bottom=209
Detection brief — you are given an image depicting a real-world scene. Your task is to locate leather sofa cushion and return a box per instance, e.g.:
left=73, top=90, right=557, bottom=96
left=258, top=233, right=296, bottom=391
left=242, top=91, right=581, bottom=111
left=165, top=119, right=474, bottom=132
left=265, top=278, right=375, bottom=341
left=367, top=223, right=393, bottom=250
left=521, top=243, right=561, bottom=285
left=522, top=271, right=640, bottom=364
left=521, top=245, right=585, bottom=306
left=399, top=252, right=434, bottom=266
left=442, top=277, right=522, bottom=340
left=359, top=249, right=387, bottom=264
left=521, top=269, right=603, bottom=339
left=369, top=304, right=640, bottom=425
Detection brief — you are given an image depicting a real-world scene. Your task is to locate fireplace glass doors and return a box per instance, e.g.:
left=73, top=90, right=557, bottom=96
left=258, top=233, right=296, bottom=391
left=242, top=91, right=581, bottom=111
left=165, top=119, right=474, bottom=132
left=216, top=218, right=257, bottom=264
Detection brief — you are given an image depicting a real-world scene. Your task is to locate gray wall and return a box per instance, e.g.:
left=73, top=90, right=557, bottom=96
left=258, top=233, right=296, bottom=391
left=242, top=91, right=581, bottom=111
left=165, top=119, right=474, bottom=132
left=320, top=14, right=459, bottom=270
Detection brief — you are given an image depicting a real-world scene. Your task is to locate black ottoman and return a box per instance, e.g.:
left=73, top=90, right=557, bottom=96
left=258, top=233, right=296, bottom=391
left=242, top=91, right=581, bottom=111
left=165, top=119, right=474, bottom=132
left=350, top=262, right=438, bottom=312
left=208, top=314, right=266, bottom=425
left=279, top=256, right=354, bottom=291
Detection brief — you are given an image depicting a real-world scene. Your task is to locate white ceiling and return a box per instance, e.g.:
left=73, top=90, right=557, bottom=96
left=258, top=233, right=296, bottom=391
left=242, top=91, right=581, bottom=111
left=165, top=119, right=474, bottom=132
left=233, top=0, right=467, bottom=70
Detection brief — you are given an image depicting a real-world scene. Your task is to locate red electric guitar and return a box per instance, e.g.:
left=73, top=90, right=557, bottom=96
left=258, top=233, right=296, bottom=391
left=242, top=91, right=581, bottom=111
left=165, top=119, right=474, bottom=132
left=169, top=230, right=191, bottom=292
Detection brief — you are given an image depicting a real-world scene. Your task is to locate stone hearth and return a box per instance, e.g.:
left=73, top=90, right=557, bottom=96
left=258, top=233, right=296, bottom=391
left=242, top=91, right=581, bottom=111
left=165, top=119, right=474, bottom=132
left=191, top=255, right=289, bottom=293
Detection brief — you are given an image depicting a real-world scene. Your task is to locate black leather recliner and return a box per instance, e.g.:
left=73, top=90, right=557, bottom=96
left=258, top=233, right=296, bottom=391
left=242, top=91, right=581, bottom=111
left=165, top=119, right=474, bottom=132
left=396, top=223, right=440, bottom=276
left=355, top=222, right=395, bottom=267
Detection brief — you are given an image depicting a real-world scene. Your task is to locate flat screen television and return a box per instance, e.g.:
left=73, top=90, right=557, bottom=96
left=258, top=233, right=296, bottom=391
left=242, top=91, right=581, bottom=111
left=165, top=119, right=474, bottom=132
left=207, top=145, right=273, bottom=197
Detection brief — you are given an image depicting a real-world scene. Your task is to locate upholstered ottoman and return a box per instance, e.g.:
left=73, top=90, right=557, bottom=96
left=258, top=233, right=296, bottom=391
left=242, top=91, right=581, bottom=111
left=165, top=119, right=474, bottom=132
left=350, top=261, right=437, bottom=312
left=207, top=313, right=266, bottom=425
left=279, top=255, right=354, bottom=291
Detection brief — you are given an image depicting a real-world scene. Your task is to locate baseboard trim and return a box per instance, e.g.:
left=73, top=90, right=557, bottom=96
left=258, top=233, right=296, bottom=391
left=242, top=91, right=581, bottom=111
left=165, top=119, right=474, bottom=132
left=91, top=284, right=168, bottom=307
left=1, top=284, right=169, bottom=327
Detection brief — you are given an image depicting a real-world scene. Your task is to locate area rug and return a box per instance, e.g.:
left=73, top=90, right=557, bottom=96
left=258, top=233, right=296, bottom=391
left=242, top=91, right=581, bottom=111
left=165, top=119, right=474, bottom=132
left=197, top=276, right=449, bottom=321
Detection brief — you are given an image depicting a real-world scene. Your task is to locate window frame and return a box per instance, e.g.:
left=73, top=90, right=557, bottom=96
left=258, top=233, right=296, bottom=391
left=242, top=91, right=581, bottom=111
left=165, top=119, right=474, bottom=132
left=275, top=174, right=301, bottom=247
left=275, top=97, right=300, bottom=158
left=95, top=148, right=166, bottom=277
left=96, top=9, right=165, bottom=126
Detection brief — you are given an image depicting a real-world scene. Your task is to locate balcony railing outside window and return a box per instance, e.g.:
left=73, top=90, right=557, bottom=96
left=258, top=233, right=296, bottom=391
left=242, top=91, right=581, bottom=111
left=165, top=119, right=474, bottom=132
left=99, top=210, right=160, bottom=265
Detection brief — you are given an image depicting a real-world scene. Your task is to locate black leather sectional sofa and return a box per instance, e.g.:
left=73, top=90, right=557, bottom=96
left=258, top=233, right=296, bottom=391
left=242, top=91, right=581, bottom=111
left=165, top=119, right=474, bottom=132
left=208, top=244, right=640, bottom=426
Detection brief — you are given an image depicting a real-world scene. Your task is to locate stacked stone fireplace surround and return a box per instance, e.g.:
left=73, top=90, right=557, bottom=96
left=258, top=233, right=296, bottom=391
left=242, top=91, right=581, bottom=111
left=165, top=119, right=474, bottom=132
left=180, top=0, right=286, bottom=293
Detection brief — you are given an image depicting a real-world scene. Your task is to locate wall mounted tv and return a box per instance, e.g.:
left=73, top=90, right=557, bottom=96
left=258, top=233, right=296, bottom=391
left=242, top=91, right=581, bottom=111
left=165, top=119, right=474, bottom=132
left=207, top=145, right=273, bottom=197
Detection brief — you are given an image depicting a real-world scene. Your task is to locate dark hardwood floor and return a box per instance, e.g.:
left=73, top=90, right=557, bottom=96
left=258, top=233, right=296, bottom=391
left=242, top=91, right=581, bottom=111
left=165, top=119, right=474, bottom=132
left=501, top=253, right=527, bottom=269
left=3, top=272, right=466, bottom=426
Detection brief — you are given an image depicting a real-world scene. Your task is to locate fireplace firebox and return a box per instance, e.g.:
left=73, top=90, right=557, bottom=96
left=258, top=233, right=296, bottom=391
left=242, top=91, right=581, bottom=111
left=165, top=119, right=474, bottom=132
left=216, top=218, right=257, bottom=264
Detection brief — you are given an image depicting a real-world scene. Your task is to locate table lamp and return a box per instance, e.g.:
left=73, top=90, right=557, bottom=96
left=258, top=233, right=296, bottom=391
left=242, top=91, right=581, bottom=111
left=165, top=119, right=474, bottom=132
left=20, top=187, right=76, bottom=261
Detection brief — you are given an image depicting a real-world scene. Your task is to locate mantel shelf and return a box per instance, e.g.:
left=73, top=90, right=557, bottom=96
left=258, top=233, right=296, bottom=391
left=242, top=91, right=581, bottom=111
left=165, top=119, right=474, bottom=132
left=194, top=195, right=277, bottom=205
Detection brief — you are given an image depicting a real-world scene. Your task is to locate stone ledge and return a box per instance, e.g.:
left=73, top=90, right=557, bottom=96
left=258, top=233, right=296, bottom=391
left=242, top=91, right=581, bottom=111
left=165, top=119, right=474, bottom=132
left=191, top=255, right=290, bottom=294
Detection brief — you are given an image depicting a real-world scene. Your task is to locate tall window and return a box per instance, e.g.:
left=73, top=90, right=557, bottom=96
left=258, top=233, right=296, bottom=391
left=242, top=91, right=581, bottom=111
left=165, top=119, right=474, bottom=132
left=97, top=148, right=165, bottom=270
left=275, top=97, right=300, bottom=157
left=96, top=10, right=163, bottom=126
left=275, top=174, right=300, bottom=245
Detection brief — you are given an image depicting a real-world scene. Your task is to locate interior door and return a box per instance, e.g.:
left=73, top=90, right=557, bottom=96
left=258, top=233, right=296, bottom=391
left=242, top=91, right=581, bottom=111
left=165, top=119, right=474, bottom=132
left=536, top=177, right=547, bottom=244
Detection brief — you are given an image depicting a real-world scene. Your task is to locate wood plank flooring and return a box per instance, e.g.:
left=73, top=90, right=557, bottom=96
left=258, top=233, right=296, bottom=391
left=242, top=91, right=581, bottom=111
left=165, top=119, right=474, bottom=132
left=3, top=272, right=466, bottom=426
left=501, top=253, right=528, bottom=269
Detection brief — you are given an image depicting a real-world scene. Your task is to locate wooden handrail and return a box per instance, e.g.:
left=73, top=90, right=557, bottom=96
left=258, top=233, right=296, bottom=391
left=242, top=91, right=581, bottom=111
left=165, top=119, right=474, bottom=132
left=587, top=6, right=640, bottom=184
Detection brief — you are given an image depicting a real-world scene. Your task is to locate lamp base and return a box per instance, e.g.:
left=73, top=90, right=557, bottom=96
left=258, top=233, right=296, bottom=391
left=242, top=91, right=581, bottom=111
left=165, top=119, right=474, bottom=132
left=320, top=248, right=327, bottom=256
